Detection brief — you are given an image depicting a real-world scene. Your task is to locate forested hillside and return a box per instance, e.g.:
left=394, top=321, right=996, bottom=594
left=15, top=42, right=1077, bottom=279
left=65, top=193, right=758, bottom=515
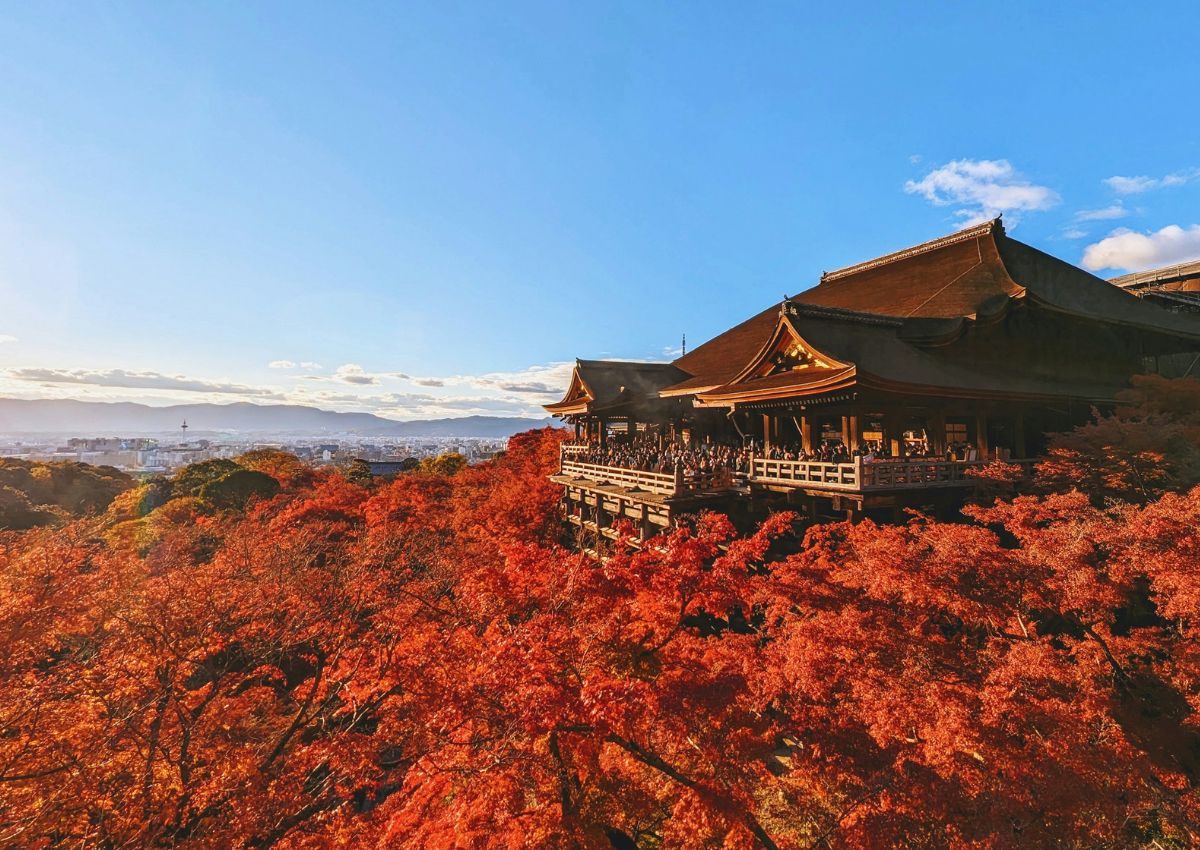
left=1, top=378, right=1198, bottom=849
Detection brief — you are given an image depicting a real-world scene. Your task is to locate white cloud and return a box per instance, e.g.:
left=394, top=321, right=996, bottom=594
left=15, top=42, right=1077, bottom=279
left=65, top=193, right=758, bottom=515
left=1062, top=228, right=1089, bottom=240
left=6, top=367, right=285, bottom=398
left=1073, top=204, right=1127, bottom=222
left=1081, top=224, right=1200, bottom=272
left=299, top=361, right=322, bottom=370
left=0, top=359, right=576, bottom=421
left=1104, top=168, right=1199, bottom=195
left=453, top=362, right=574, bottom=397
left=333, top=363, right=378, bottom=385
left=904, top=158, right=1060, bottom=227
left=0, top=335, right=16, bottom=344
left=268, top=360, right=296, bottom=369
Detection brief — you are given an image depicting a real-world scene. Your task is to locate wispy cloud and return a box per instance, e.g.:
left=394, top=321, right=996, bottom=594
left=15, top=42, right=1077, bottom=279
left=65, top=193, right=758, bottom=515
left=268, top=360, right=296, bottom=369
left=1104, top=168, right=1200, bottom=195
left=1062, top=228, right=1089, bottom=240
left=1081, top=224, right=1200, bottom=272
left=1073, top=203, right=1128, bottom=222
left=0, top=335, right=16, bottom=344
left=6, top=368, right=285, bottom=398
left=904, top=158, right=1060, bottom=227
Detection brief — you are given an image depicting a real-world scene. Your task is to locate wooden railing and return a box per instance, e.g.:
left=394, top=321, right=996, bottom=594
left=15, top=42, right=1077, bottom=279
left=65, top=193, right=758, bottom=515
left=558, top=445, right=1034, bottom=497
left=560, top=442, right=591, bottom=457
left=558, top=459, right=733, bottom=497
left=751, top=457, right=1036, bottom=492
left=861, top=458, right=1035, bottom=489
left=751, top=457, right=861, bottom=491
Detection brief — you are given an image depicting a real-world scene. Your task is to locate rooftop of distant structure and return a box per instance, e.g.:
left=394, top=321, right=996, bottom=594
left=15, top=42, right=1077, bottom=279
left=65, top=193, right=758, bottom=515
left=1110, top=258, right=1200, bottom=291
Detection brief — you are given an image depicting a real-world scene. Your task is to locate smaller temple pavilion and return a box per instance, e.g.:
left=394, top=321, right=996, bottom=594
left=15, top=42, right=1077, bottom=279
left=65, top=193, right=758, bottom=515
left=547, top=219, right=1200, bottom=545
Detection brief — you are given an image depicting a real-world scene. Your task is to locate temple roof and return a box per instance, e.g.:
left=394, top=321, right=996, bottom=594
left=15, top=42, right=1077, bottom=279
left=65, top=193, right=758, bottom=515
left=696, top=301, right=1122, bottom=405
left=662, top=219, right=1200, bottom=399
left=665, top=304, right=779, bottom=396
left=797, top=220, right=1022, bottom=317
left=544, top=359, right=689, bottom=416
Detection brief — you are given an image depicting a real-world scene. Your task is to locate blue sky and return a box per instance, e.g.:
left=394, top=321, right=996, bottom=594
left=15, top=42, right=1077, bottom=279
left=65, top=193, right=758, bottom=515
left=1, top=1, right=1198, bottom=419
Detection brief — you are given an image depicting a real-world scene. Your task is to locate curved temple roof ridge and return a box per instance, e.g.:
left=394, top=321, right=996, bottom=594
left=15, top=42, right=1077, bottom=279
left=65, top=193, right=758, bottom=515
left=819, top=217, right=1004, bottom=284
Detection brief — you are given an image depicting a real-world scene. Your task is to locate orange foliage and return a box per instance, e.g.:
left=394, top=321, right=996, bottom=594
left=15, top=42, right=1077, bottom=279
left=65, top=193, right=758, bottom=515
left=1, top=422, right=1198, bottom=849
left=1036, top=375, right=1200, bottom=502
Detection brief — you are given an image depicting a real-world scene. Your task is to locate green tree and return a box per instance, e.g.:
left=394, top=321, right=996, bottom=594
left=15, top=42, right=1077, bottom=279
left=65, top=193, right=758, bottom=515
left=173, top=459, right=242, bottom=498
left=419, top=452, right=467, bottom=476
left=198, top=469, right=281, bottom=511
left=0, top=485, right=51, bottom=530
left=346, top=459, right=374, bottom=485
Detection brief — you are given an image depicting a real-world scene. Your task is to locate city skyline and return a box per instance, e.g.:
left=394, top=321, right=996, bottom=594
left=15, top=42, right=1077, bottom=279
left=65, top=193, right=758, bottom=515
left=1, top=2, right=1199, bottom=419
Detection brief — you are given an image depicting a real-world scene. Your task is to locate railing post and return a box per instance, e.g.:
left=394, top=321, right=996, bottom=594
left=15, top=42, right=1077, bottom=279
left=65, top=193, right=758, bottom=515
left=854, top=455, right=865, bottom=489
left=673, top=460, right=684, bottom=495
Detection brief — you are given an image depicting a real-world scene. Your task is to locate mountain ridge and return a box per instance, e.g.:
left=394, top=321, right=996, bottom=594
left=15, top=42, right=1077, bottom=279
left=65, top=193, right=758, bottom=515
left=0, top=398, right=564, bottom=437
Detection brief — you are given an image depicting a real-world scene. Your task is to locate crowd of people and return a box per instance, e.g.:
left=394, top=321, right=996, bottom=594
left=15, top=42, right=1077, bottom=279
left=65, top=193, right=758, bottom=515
left=568, top=432, right=994, bottom=476
left=570, top=436, right=752, bottom=478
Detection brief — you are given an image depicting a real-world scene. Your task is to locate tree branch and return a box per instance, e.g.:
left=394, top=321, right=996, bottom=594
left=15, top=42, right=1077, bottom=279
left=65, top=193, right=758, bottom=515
left=606, top=733, right=781, bottom=850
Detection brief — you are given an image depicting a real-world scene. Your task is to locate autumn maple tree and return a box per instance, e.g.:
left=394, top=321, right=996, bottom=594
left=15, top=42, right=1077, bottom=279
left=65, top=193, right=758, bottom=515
left=0, top=393, right=1197, bottom=848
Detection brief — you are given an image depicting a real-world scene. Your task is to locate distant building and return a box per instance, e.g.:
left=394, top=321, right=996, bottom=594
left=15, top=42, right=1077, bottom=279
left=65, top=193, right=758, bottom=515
left=358, top=458, right=419, bottom=476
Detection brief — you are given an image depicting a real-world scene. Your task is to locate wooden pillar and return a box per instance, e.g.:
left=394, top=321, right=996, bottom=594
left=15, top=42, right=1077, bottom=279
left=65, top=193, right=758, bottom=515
left=930, top=409, right=946, bottom=455
left=574, top=421, right=581, bottom=441
left=628, top=415, right=637, bottom=441
left=800, top=415, right=813, bottom=453
left=974, top=412, right=988, bottom=459
left=840, top=415, right=851, bottom=449
left=886, top=411, right=903, bottom=458
left=762, top=414, right=771, bottom=449
left=847, top=413, right=860, bottom=450
left=1014, top=411, right=1027, bottom=459
left=599, top=418, right=608, bottom=450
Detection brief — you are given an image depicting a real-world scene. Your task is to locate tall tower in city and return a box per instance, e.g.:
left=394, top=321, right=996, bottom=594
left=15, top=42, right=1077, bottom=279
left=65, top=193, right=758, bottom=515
left=180, top=419, right=189, bottom=443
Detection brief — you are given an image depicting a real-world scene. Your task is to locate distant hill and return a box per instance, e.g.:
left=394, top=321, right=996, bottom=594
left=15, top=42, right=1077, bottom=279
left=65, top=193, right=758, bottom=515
left=0, top=399, right=565, bottom=438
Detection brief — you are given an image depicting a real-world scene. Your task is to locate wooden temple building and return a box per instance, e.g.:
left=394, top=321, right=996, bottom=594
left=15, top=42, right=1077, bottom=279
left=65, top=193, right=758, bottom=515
left=546, top=219, right=1200, bottom=544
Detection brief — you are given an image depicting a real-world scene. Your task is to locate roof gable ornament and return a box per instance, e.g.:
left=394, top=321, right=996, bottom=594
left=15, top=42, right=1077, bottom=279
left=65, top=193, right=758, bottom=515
left=767, top=338, right=837, bottom=375
left=720, top=303, right=854, bottom=387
